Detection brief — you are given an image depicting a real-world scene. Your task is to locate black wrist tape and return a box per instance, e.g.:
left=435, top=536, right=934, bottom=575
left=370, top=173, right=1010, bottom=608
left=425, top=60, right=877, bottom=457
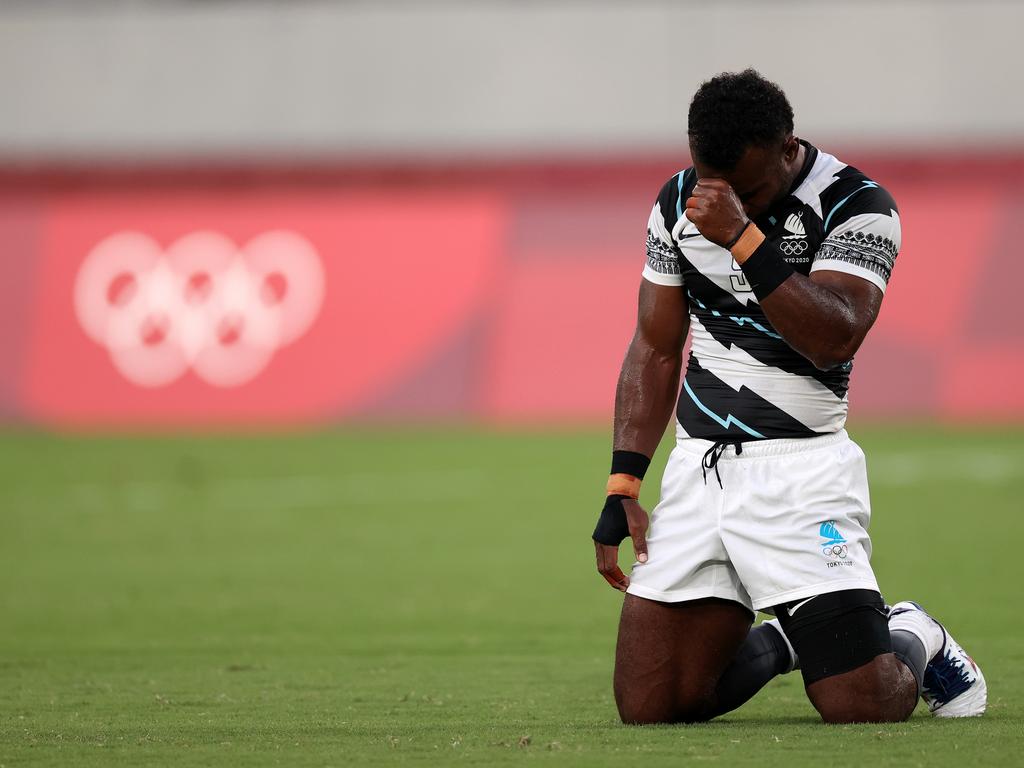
left=593, top=494, right=631, bottom=546
left=739, top=239, right=795, bottom=301
left=610, top=450, right=651, bottom=480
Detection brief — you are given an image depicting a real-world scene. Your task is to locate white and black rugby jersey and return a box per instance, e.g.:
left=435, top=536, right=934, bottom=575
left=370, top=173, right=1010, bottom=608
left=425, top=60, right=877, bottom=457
left=642, top=141, right=900, bottom=440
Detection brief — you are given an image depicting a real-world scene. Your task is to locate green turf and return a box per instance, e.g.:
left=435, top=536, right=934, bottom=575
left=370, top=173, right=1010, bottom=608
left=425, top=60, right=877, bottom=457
left=0, top=425, right=1021, bottom=766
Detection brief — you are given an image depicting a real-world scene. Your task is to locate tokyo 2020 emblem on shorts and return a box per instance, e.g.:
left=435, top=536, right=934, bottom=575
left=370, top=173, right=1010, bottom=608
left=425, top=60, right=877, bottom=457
left=74, top=230, right=326, bottom=388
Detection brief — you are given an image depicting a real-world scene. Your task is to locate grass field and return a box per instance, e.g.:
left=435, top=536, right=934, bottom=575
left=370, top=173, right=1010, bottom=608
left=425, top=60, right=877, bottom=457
left=1, top=425, right=1021, bottom=766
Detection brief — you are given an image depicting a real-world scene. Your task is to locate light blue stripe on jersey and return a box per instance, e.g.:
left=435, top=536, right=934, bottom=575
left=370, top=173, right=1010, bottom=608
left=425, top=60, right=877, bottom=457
left=683, top=379, right=765, bottom=438
left=824, top=180, right=879, bottom=231
left=688, top=292, right=783, bottom=340
left=676, top=169, right=690, bottom=221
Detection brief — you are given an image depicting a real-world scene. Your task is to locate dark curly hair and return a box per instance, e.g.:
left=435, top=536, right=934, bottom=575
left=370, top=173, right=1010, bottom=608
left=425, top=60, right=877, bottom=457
left=687, top=69, right=794, bottom=171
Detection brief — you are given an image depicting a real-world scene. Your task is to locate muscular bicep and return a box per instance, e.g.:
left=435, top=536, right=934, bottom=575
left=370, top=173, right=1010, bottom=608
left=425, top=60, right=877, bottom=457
left=636, top=277, right=689, bottom=355
left=808, top=269, right=884, bottom=350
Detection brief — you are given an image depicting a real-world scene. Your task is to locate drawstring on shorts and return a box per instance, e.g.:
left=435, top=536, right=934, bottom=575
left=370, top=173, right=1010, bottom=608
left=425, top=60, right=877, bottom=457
left=701, top=440, right=744, bottom=488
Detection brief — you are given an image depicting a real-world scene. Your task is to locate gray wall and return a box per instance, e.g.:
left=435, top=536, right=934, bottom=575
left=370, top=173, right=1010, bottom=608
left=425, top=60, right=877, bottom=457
left=1, top=1, right=1021, bottom=158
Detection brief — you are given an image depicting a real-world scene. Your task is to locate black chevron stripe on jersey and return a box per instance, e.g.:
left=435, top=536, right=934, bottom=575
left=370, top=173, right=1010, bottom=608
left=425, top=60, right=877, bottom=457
left=690, top=305, right=851, bottom=399
left=675, top=249, right=851, bottom=399
left=656, top=168, right=697, bottom=237
left=819, top=166, right=900, bottom=234
left=677, top=358, right=818, bottom=440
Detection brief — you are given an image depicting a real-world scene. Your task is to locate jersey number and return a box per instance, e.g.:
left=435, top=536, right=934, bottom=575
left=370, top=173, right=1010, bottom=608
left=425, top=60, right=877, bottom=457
left=730, top=259, right=752, bottom=293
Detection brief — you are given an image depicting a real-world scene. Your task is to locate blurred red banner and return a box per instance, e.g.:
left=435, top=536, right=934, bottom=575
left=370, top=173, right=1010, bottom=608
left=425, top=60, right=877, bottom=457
left=2, top=154, right=1022, bottom=427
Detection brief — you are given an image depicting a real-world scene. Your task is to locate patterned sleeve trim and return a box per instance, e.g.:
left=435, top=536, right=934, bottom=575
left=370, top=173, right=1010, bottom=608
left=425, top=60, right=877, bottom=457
left=640, top=172, right=690, bottom=287
left=645, top=227, right=682, bottom=276
left=814, top=229, right=897, bottom=283
left=811, top=207, right=900, bottom=293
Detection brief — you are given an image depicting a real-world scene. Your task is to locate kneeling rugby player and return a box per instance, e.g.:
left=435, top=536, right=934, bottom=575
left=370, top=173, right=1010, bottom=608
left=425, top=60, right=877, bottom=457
left=592, top=69, right=986, bottom=724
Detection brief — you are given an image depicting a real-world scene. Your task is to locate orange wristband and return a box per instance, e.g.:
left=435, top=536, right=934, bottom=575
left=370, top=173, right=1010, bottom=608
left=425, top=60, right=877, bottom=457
left=606, top=473, right=642, bottom=499
left=730, top=223, right=766, bottom=265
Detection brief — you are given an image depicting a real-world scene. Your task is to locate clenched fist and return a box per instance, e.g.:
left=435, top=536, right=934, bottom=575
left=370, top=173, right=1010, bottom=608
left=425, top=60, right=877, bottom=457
left=685, top=178, right=750, bottom=248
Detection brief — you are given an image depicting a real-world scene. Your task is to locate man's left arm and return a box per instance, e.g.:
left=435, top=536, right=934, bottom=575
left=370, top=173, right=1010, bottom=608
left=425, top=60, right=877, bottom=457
left=687, top=179, right=897, bottom=370
left=742, top=265, right=882, bottom=371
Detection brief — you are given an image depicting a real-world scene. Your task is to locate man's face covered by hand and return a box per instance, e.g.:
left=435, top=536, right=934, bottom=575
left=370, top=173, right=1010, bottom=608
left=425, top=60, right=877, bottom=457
left=690, top=135, right=801, bottom=221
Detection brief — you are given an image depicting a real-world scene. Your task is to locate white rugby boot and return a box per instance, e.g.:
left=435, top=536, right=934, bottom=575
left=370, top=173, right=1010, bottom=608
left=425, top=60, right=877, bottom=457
left=889, top=601, right=987, bottom=717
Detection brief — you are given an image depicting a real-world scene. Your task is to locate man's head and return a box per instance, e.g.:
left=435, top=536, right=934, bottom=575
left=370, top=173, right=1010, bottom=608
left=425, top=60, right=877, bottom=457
left=688, top=69, right=802, bottom=219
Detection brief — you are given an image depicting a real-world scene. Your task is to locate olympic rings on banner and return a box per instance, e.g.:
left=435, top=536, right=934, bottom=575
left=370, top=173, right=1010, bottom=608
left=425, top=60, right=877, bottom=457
left=74, top=230, right=325, bottom=388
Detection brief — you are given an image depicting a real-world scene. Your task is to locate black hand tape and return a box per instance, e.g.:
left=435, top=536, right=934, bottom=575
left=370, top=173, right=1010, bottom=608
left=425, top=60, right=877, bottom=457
left=593, top=494, right=631, bottom=546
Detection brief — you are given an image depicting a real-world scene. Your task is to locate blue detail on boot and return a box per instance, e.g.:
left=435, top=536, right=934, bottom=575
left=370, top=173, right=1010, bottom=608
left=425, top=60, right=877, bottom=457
left=923, top=650, right=973, bottom=705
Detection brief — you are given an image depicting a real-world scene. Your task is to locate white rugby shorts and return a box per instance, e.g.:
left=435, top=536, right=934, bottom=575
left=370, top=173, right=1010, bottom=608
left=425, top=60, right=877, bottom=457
left=627, top=428, right=879, bottom=613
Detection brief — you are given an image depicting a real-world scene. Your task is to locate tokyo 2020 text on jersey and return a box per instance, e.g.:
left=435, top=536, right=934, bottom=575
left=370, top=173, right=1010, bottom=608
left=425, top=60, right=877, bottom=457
left=642, top=141, right=900, bottom=440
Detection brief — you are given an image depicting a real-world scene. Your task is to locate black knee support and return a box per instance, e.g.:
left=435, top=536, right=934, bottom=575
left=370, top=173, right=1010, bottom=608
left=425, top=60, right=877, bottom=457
left=775, top=589, right=891, bottom=685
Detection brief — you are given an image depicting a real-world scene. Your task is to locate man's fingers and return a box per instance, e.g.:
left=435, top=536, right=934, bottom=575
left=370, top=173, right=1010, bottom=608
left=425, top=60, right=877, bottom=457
left=696, top=178, right=729, bottom=191
left=594, top=541, right=629, bottom=592
left=629, top=526, right=648, bottom=564
left=686, top=191, right=714, bottom=216
left=600, top=566, right=629, bottom=592
left=625, top=501, right=649, bottom=564
left=688, top=178, right=731, bottom=206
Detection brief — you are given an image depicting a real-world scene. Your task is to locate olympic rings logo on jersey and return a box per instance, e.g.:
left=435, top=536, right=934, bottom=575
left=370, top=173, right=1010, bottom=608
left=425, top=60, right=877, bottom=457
left=822, top=544, right=849, bottom=559
left=74, top=230, right=325, bottom=388
left=779, top=239, right=808, bottom=256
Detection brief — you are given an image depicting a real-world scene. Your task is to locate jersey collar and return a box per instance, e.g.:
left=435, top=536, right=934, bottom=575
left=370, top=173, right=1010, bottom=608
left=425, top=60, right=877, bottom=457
left=788, top=140, right=818, bottom=196
left=753, top=140, right=819, bottom=228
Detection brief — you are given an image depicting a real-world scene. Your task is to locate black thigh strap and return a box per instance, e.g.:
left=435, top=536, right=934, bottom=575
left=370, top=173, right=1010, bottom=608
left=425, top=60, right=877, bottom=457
left=775, top=589, right=891, bottom=685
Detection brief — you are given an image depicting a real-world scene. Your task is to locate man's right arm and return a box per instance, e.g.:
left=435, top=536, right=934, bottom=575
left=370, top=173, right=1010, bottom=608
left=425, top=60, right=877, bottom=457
left=614, top=279, right=690, bottom=457
left=594, top=278, right=689, bottom=591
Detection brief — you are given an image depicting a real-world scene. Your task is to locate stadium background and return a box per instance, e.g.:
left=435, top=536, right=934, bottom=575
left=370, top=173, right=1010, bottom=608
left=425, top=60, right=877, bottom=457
left=1, top=1, right=1022, bottom=766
